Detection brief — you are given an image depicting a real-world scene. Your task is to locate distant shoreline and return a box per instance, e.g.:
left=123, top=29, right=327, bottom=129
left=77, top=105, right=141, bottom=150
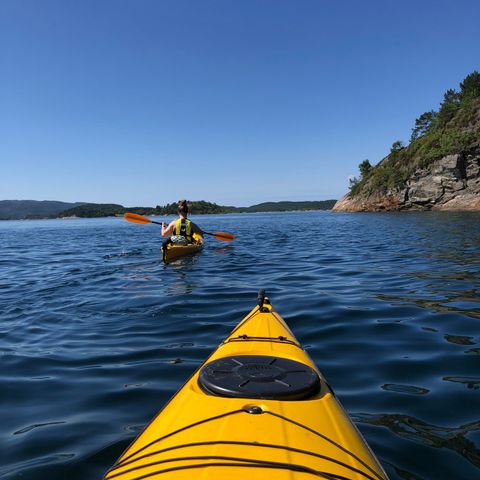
left=0, top=199, right=337, bottom=220
left=1, top=209, right=335, bottom=221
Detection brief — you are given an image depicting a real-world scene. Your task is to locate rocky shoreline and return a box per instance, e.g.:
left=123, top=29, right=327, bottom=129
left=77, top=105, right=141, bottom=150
left=333, top=150, right=480, bottom=212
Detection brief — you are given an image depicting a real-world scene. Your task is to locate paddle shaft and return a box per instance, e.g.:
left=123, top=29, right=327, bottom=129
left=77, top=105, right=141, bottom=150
left=147, top=219, right=162, bottom=226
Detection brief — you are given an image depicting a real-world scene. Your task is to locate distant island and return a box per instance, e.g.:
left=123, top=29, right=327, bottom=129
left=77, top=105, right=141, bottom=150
left=0, top=200, right=85, bottom=220
left=0, top=199, right=337, bottom=220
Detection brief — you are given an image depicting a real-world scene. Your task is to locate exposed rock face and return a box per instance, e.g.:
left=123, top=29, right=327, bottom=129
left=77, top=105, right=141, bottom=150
left=333, top=151, right=480, bottom=212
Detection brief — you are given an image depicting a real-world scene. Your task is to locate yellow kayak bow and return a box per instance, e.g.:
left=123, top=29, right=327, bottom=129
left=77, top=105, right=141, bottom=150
left=105, top=291, right=388, bottom=480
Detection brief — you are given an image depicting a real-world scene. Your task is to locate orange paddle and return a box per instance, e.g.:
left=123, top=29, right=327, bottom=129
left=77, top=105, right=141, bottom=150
left=124, top=212, right=236, bottom=242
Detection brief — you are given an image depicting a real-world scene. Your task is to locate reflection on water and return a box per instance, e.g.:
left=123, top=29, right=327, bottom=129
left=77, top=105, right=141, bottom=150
left=465, top=347, right=480, bottom=355
left=213, top=244, right=235, bottom=256
left=372, top=215, right=480, bottom=322
left=166, top=257, right=200, bottom=296
left=377, top=292, right=480, bottom=320
left=14, top=421, right=66, bottom=435
left=444, top=334, right=475, bottom=346
left=381, top=384, right=430, bottom=395
left=354, top=413, right=480, bottom=468
left=443, top=376, right=480, bottom=390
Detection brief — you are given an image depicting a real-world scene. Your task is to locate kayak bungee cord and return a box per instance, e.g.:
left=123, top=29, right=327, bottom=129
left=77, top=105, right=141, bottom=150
left=106, top=440, right=381, bottom=480
left=223, top=334, right=301, bottom=347
left=107, top=459, right=367, bottom=480
left=112, top=409, right=245, bottom=466
left=264, top=410, right=385, bottom=480
left=106, top=408, right=383, bottom=480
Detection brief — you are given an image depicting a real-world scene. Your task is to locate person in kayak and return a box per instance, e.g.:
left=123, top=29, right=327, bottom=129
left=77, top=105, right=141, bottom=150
left=161, top=200, right=203, bottom=247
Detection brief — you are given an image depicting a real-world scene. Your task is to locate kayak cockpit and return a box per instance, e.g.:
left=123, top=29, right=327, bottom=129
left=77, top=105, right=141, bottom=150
left=161, top=233, right=204, bottom=263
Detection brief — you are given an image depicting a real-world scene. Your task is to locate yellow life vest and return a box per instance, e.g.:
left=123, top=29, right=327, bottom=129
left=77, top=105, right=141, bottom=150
left=174, top=219, right=193, bottom=242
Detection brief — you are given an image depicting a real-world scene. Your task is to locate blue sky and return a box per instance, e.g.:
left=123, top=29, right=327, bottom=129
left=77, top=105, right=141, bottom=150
left=1, top=0, right=479, bottom=206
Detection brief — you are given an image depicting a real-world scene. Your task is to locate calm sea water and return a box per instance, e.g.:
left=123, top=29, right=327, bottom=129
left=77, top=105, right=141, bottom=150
left=1, top=212, right=479, bottom=480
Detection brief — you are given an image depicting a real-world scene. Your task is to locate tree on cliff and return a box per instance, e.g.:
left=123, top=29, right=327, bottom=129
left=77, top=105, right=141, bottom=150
left=436, top=88, right=461, bottom=127
left=409, top=72, right=479, bottom=144
left=410, top=110, right=437, bottom=143
left=390, top=141, right=405, bottom=154
left=459, top=70, right=480, bottom=101
left=349, top=159, right=372, bottom=192
left=359, top=159, right=372, bottom=177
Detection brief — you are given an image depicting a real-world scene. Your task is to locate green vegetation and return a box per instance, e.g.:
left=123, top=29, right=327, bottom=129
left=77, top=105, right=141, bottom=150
left=390, top=140, right=405, bottom=154
left=410, top=111, right=437, bottom=143
left=59, top=203, right=125, bottom=218
left=350, top=70, right=480, bottom=196
left=236, top=200, right=337, bottom=212
left=154, top=201, right=234, bottom=215
left=359, top=159, right=372, bottom=177
left=151, top=200, right=336, bottom=215
left=53, top=199, right=337, bottom=219
left=349, top=160, right=371, bottom=192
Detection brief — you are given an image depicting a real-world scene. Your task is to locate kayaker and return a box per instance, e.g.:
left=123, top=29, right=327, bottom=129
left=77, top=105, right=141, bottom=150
left=161, top=200, right=203, bottom=247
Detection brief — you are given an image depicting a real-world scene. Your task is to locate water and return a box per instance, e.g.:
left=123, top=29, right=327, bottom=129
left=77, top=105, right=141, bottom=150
left=0, top=212, right=479, bottom=480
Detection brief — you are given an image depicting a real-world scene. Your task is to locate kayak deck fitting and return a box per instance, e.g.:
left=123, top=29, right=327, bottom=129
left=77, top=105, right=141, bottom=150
left=161, top=233, right=204, bottom=264
left=105, top=290, right=388, bottom=480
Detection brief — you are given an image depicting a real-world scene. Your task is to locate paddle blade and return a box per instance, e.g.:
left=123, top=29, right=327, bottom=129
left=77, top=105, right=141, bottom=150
left=124, top=212, right=152, bottom=225
left=211, top=231, right=236, bottom=242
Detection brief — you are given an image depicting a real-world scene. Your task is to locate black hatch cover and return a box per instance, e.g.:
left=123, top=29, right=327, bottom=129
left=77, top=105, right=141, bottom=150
left=198, top=355, right=320, bottom=400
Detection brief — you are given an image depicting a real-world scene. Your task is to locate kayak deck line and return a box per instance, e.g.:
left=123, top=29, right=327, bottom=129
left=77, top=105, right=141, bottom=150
left=108, top=461, right=373, bottom=480
left=222, top=334, right=301, bottom=348
left=107, top=407, right=384, bottom=480
left=108, top=458, right=379, bottom=480
left=107, top=440, right=381, bottom=480
left=111, top=409, right=244, bottom=467
left=105, top=291, right=389, bottom=480
left=226, top=306, right=299, bottom=340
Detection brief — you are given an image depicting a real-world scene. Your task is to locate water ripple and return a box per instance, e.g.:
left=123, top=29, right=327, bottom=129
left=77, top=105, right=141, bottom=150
left=1, top=212, right=479, bottom=479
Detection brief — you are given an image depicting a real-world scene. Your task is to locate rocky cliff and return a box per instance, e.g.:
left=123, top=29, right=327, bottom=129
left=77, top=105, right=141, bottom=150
left=333, top=72, right=480, bottom=212
left=333, top=150, right=480, bottom=211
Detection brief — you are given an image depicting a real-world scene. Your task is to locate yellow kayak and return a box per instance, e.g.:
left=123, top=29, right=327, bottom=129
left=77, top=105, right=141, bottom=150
left=161, top=233, right=204, bottom=264
left=105, top=291, right=388, bottom=480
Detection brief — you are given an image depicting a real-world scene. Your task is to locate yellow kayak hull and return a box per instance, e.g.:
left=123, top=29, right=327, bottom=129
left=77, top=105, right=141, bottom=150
left=106, top=296, right=388, bottom=480
left=161, top=233, right=204, bottom=264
